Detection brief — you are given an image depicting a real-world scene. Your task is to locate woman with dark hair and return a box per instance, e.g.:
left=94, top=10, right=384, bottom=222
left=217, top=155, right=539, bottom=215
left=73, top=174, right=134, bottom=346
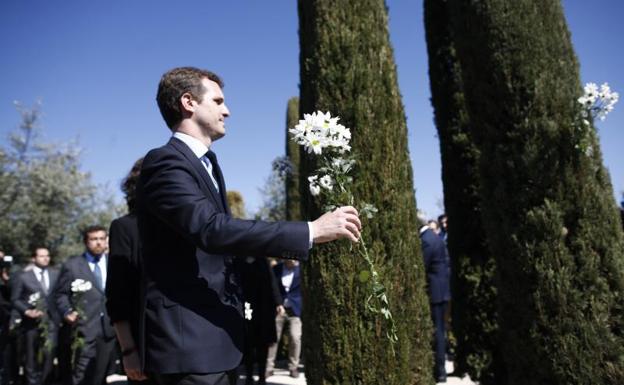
left=105, top=158, right=152, bottom=383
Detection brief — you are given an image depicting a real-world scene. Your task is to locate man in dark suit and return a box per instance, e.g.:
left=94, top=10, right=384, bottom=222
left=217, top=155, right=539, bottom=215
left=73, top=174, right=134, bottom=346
left=420, top=224, right=451, bottom=383
left=105, top=157, right=152, bottom=384
left=266, top=260, right=303, bottom=379
left=54, top=226, right=116, bottom=385
left=11, top=247, right=59, bottom=385
left=138, top=67, right=361, bottom=385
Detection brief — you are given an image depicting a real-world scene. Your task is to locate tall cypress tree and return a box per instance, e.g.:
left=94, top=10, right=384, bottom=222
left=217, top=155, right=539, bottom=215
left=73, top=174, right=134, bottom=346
left=450, top=0, right=624, bottom=383
left=298, top=1, right=432, bottom=384
left=285, top=97, right=302, bottom=221
left=423, top=1, right=504, bottom=384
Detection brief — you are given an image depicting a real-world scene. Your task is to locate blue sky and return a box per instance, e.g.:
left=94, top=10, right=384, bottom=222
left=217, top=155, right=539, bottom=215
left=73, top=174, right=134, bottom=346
left=1, top=1, right=622, bottom=219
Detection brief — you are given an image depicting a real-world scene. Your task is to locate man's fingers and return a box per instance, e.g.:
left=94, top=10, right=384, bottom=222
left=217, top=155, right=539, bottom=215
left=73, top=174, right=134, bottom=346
left=344, top=213, right=362, bottom=230
left=343, top=221, right=361, bottom=242
left=337, top=205, right=359, bottom=216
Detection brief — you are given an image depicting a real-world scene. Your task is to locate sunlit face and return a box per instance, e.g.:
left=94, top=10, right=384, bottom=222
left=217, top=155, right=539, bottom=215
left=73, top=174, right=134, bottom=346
left=33, top=248, right=50, bottom=268
left=192, top=78, right=230, bottom=143
left=84, top=230, right=107, bottom=256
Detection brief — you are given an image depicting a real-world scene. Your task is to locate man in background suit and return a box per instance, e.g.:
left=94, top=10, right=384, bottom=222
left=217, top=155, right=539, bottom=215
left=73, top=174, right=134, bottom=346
left=54, top=226, right=116, bottom=385
left=11, top=247, right=59, bottom=385
left=420, top=224, right=451, bottom=383
left=266, top=260, right=303, bottom=379
left=138, top=67, right=361, bottom=385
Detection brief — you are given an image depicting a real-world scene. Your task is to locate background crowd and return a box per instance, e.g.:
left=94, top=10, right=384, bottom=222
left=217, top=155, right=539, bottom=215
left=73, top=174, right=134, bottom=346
left=0, top=159, right=306, bottom=385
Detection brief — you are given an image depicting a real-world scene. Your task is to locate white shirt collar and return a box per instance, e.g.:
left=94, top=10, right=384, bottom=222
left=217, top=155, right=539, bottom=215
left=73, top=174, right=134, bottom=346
left=33, top=266, right=45, bottom=275
left=419, top=225, right=430, bottom=235
left=173, top=132, right=209, bottom=159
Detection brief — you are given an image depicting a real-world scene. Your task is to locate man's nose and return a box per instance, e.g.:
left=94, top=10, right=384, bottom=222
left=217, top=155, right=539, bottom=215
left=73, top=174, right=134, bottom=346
left=222, top=105, right=230, bottom=117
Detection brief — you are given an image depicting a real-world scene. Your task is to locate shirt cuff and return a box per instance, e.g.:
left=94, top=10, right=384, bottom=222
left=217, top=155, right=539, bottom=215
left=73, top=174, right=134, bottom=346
left=307, top=222, right=314, bottom=249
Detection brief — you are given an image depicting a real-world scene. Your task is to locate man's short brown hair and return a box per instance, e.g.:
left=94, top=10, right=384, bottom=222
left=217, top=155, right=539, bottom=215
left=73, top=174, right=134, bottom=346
left=156, top=67, right=224, bottom=130
left=82, top=225, right=107, bottom=242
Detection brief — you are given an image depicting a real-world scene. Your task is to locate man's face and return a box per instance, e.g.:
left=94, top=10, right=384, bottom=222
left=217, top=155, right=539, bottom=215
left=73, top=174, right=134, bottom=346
left=85, top=230, right=107, bottom=256
left=33, top=248, right=51, bottom=268
left=192, top=78, right=230, bottom=143
left=285, top=259, right=299, bottom=269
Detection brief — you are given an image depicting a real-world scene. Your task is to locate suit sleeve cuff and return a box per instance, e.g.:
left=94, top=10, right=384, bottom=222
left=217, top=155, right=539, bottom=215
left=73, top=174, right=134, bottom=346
left=307, top=222, right=314, bottom=249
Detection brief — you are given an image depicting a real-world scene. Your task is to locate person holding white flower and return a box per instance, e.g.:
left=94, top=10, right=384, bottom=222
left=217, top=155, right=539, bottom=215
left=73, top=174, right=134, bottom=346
left=11, top=247, right=59, bottom=385
left=53, top=226, right=116, bottom=385
left=137, top=67, right=361, bottom=385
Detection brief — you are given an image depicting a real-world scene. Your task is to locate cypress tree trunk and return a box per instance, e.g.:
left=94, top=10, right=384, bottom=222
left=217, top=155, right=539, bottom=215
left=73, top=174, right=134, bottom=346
left=298, top=1, right=432, bottom=384
left=285, top=97, right=302, bottom=221
left=423, top=1, right=504, bottom=384
left=450, top=1, right=624, bottom=383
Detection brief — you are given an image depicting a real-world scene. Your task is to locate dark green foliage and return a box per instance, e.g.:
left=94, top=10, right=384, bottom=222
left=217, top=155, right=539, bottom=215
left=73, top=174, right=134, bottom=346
left=423, top=1, right=504, bottom=383
left=298, top=1, right=432, bottom=384
left=285, top=97, right=302, bottom=221
left=0, top=103, right=119, bottom=262
left=449, top=0, right=624, bottom=383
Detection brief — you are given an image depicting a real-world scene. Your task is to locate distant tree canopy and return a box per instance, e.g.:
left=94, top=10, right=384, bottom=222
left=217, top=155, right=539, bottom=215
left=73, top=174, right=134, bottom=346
left=0, top=102, right=120, bottom=263
left=255, top=156, right=289, bottom=221
left=226, top=190, right=246, bottom=219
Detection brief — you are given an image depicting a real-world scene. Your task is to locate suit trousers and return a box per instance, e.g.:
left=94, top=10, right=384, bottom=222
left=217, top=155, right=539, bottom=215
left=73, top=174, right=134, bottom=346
left=72, top=334, right=115, bottom=385
left=431, top=301, right=448, bottom=380
left=266, top=309, right=301, bottom=372
left=23, top=326, right=56, bottom=385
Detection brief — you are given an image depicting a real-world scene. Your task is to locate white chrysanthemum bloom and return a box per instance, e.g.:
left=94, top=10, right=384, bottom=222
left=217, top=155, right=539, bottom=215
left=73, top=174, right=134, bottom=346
left=308, top=175, right=321, bottom=196
left=319, top=175, right=333, bottom=191
left=71, top=279, right=92, bottom=293
left=244, top=302, right=253, bottom=320
left=306, top=132, right=326, bottom=155
left=584, top=82, right=598, bottom=98
left=28, top=292, right=40, bottom=305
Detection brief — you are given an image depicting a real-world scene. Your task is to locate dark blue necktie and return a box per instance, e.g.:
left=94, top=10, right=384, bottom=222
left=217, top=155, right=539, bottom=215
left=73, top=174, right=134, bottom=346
left=201, top=153, right=220, bottom=192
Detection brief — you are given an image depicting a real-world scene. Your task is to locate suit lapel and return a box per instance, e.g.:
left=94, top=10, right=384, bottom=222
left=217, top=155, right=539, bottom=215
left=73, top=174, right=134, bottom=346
left=206, top=151, right=230, bottom=215
left=169, top=138, right=226, bottom=213
left=78, top=254, right=104, bottom=295
left=26, top=270, right=45, bottom=294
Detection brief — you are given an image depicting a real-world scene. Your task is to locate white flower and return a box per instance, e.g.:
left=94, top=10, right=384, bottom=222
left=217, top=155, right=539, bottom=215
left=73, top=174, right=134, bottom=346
left=319, top=175, right=333, bottom=191
left=289, top=111, right=352, bottom=156
left=579, top=82, right=618, bottom=122
left=310, top=183, right=321, bottom=196
left=308, top=175, right=321, bottom=196
left=361, top=203, right=379, bottom=219
left=71, top=279, right=93, bottom=293
left=244, top=302, right=253, bottom=320
left=28, top=292, right=41, bottom=306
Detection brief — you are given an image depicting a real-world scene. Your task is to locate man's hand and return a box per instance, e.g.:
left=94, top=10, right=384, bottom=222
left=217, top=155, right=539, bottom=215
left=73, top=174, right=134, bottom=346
left=123, top=350, right=148, bottom=381
left=64, top=311, right=79, bottom=324
left=311, top=206, right=361, bottom=243
left=276, top=305, right=285, bottom=316
left=24, top=309, right=43, bottom=319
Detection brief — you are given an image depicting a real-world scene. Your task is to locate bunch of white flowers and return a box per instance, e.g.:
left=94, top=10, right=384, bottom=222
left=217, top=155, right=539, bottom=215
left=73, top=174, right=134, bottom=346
left=289, top=111, right=351, bottom=155
left=28, top=292, right=41, bottom=306
left=290, top=111, right=397, bottom=348
left=578, top=82, right=619, bottom=122
left=71, top=279, right=92, bottom=293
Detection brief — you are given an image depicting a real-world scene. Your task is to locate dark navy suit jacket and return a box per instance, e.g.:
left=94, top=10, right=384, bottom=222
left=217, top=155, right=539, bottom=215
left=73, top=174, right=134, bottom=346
left=53, top=254, right=115, bottom=342
left=11, top=268, right=60, bottom=330
left=419, top=228, right=451, bottom=304
left=273, top=263, right=302, bottom=317
left=137, top=137, right=309, bottom=374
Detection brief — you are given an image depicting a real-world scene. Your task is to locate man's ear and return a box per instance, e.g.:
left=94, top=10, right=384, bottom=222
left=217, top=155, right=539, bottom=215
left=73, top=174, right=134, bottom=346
left=180, top=92, right=196, bottom=113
